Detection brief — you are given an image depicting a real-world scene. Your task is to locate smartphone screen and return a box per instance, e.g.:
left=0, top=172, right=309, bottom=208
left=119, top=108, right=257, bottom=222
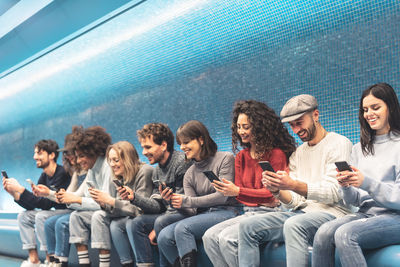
left=335, top=161, right=352, bottom=172
left=258, top=161, right=275, bottom=172
left=203, top=171, right=220, bottom=182
left=1, top=170, right=8, bottom=178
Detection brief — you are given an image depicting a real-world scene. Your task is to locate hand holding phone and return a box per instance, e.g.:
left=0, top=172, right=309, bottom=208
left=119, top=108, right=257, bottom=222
left=259, top=161, right=275, bottom=173
left=203, top=171, right=220, bottom=182
left=86, top=181, right=95, bottom=188
left=1, top=170, right=8, bottom=178
left=335, top=161, right=353, bottom=172
left=112, top=179, right=124, bottom=188
left=26, top=179, right=35, bottom=186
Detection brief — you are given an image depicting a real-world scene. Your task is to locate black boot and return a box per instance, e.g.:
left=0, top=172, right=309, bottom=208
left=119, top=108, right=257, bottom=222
left=173, top=257, right=181, bottom=267
left=180, top=250, right=197, bottom=267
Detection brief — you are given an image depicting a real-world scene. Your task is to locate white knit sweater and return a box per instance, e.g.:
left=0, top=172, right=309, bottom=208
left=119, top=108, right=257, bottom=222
left=282, top=132, right=353, bottom=217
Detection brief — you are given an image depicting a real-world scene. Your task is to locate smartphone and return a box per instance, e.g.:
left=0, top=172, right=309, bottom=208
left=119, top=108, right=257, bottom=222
left=1, top=170, right=8, bottom=178
left=26, top=179, right=35, bottom=186
left=49, top=185, right=61, bottom=192
left=203, top=171, right=220, bottom=182
left=86, top=181, right=95, bottom=188
left=258, top=161, right=275, bottom=172
left=335, top=161, right=353, bottom=172
left=154, top=180, right=165, bottom=190
left=112, top=179, right=124, bottom=188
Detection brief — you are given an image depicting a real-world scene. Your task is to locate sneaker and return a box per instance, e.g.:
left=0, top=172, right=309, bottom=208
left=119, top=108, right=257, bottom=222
left=39, top=260, right=51, bottom=267
left=40, top=260, right=55, bottom=267
left=20, top=259, right=41, bottom=267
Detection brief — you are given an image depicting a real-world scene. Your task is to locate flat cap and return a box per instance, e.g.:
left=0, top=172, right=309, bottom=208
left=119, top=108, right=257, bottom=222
left=280, top=94, right=318, bottom=123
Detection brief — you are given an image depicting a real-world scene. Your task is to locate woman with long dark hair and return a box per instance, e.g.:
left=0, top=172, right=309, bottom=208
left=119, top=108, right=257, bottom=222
left=203, top=100, right=296, bottom=267
left=157, top=120, right=238, bottom=267
left=312, top=83, right=400, bottom=267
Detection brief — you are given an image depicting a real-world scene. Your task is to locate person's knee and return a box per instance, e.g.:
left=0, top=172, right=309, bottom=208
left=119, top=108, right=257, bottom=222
left=239, top=217, right=256, bottom=239
left=110, top=220, right=124, bottom=234
left=202, top=227, right=217, bottom=248
left=219, top=232, right=236, bottom=251
left=174, top=221, right=192, bottom=237
left=127, top=217, right=142, bottom=233
left=154, top=215, right=171, bottom=233
left=157, top=228, right=170, bottom=247
left=18, top=211, right=32, bottom=225
left=56, top=217, right=69, bottom=232
left=283, top=215, right=303, bottom=237
left=334, top=225, right=356, bottom=249
left=35, top=212, right=48, bottom=225
left=92, top=210, right=107, bottom=225
left=69, top=212, right=80, bottom=224
left=313, top=223, right=334, bottom=247
left=44, top=217, right=54, bottom=229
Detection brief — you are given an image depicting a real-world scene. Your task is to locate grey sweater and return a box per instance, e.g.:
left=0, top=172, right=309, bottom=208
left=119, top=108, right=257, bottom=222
left=341, top=132, right=400, bottom=215
left=131, top=150, right=192, bottom=214
left=181, top=151, right=238, bottom=215
left=103, top=163, right=154, bottom=217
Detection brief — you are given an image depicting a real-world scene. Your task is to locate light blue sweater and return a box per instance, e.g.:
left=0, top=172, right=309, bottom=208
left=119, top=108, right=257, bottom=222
left=341, top=132, right=400, bottom=215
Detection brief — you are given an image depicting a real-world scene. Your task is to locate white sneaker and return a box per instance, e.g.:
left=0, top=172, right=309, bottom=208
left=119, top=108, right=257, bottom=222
left=39, top=260, right=53, bottom=267
left=20, top=259, right=41, bottom=267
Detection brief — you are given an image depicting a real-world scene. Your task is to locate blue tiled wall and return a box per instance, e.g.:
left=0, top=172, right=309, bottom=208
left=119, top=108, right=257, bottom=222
left=0, top=0, right=399, bottom=210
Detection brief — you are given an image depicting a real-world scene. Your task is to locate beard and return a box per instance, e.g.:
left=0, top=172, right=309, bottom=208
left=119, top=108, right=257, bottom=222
left=37, top=160, right=50, bottom=169
left=298, top=122, right=317, bottom=142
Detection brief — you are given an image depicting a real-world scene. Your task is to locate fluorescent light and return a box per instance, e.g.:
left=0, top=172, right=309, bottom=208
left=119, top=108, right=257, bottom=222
left=0, top=0, right=206, bottom=100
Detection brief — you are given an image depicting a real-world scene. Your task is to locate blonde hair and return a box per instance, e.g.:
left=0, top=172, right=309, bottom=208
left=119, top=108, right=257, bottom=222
left=106, top=141, right=142, bottom=184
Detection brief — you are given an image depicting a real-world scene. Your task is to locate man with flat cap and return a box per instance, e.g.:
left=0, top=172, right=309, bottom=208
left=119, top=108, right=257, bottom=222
left=237, top=94, right=353, bottom=267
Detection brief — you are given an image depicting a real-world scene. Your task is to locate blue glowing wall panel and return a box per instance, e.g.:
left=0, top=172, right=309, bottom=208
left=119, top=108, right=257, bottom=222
left=0, top=0, right=399, bottom=210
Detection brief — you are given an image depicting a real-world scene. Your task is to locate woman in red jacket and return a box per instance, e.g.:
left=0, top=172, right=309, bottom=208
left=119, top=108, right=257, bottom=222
left=202, top=99, right=296, bottom=267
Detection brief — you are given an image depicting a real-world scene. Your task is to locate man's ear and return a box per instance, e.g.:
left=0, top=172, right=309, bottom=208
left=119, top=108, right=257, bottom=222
left=49, top=152, right=56, bottom=161
left=312, top=109, right=320, bottom=122
left=161, top=141, right=168, bottom=152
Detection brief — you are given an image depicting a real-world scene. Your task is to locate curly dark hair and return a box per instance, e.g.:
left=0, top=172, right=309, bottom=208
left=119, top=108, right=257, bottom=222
left=35, top=139, right=59, bottom=161
left=71, top=125, right=112, bottom=158
left=137, top=123, right=175, bottom=153
left=231, top=100, right=296, bottom=160
left=359, top=83, right=400, bottom=155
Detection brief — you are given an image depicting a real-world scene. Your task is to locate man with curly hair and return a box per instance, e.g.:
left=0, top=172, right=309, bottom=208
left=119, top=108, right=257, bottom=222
left=111, top=123, right=192, bottom=267
left=54, top=126, right=113, bottom=267
left=238, top=95, right=353, bottom=267
left=3, top=139, right=71, bottom=267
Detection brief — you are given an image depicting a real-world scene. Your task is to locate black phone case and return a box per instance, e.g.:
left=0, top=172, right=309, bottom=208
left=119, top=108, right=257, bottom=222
left=258, top=161, right=275, bottom=172
left=335, top=161, right=352, bottom=172
left=1, top=170, right=8, bottom=178
left=203, top=171, right=219, bottom=182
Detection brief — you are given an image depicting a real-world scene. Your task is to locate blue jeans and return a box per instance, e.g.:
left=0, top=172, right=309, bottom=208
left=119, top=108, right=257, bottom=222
left=45, top=211, right=72, bottom=257
left=313, top=212, right=400, bottom=267
left=157, top=207, right=238, bottom=266
left=238, top=211, right=336, bottom=267
left=125, top=212, right=188, bottom=265
left=203, top=206, right=278, bottom=267
left=110, top=217, right=133, bottom=264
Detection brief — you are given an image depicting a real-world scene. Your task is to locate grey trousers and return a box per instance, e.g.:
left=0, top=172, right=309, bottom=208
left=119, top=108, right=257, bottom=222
left=18, top=209, right=70, bottom=251
left=69, top=210, right=114, bottom=250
